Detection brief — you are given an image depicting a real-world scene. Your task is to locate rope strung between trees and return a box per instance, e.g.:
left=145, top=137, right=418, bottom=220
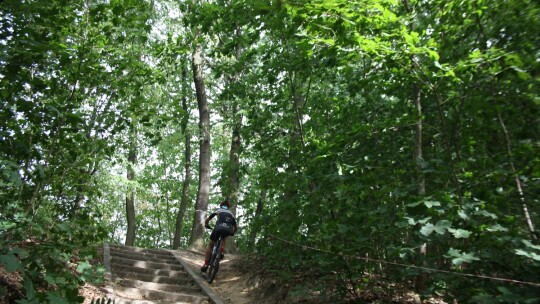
left=268, top=234, right=540, bottom=288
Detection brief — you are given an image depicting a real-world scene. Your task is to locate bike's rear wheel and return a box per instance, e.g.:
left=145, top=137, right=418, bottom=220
left=207, top=257, right=220, bottom=283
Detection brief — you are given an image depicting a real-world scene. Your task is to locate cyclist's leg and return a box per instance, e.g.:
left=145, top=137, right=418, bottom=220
left=217, top=229, right=232, bottom=257
left=200, top=239, right=214, bottom=272
left=204, top=239, right=214, bottom=265
left=220, top=238, right=226, bottom=254
left=202, top=229, right=220, bottom=271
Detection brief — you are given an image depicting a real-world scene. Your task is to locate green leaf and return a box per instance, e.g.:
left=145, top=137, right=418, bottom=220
left=446, top=248, right=480, bottom=266
left=47, top=291, right=70, bottom=304
left=427, top=49, right=439, bottom=61
left=407, top=198, right=440, bottom=208
left=112, top=5, right=124, bottom=16
left=406, top=201, right=423, bottom=207
left=505, top=53, right=523, bottom=66
left=523, top=240, right=540, bottom=251
left=0, top=221, right=17, bottom=230
left=486, top=224, right=508, bottom=232
left=23, top=279, right=35, bottom=301
left=65, top=113, right=85, bottom=124
left=77, top=261, right=92, bottom=274
left=420, top=223, right=435, bottom=236
left=418, top=217, right=431, bottom=224
left=44, top=274, right=57, bottom=285
left=434, top=220, right=451, bottom=233
left=420, top=220, right=451, bottom=236
left=457, top=209, right=469, bottom=220
left=0, top=253, right=22, bottom=272
left=474, top=210, right=497, bottom=219
left=58, top=222, right=71, bottom=232
left=424, top=200, right=441, bottom=208
left=405, top=217, right=416, bottom=225
left=337, top=224, right=350, bottom=233
left=448, top=228, right=472, bottom=238
left=515, top=249, right=540, bottom=261
left=511, top=66, right=531, bottom=80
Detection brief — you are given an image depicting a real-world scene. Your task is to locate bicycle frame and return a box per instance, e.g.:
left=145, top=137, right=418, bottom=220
left=207, top=232, right=223, bottom=283
left=210, top=235, right=222, bottom=263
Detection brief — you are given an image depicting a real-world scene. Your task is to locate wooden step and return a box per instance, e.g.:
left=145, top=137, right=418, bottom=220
left=111, top=263, right=188, bottom=278
left=110, top=255, right=184, bottom=271
left=113, top=286, right=208, bottom=303
left=112, top=269, right=194, bottom=285
left=102, top=243, right=218, bottom=304
left=110, top=248, right=178, bottom=263
left=113, top=278, right=201, bottom=294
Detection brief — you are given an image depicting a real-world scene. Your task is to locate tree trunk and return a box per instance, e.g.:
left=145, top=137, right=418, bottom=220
left=165, top=196, right=173, bottom=248
left=401, top=0, right=428, bottom=292
left=497, top=111, right=537, bottom=240
left=156, top=212, right=162, bottom=248
left=188, top=41, right=211, bottom=252
left=413, top=87, right=428, bottom=292
left=226, top=103, right=241, bottom=253
left=173, top=66, right=192, bottom=250
left=249, top=190, right=266, bottom=251
left=224, top=26, right=244, bottom=253
left=125, top=121, right=137, bottom=247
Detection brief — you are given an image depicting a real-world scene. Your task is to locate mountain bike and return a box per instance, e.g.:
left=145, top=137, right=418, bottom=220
left=206, top=226, right=223, bottom=284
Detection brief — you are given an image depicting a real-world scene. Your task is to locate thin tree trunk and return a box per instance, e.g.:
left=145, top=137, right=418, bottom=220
left=414, top=87, right=428, bottom=291
left=287, top=74, right=308, bottom=149
left=249, top=190, right=266, bottom=250
left=156, top=212, right=162, bottom=248
left=402, top=0, right=428, bottom=291
left=228, top=118, right=241, bottom=181
left=225, top=27, right=243, bottom=253
left=225, top=104, right=241, bottom=253
left=165, top=196, right=173, bottom=248
left=188, top=40, right=211, bottom=252
left=173, top=66, right=192, bottom=250
left=125, top=121, right=137, bottom=247
left=497, top=111, right=537, bottom=240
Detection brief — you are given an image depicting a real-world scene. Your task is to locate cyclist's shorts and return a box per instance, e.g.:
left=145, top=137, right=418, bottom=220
left=210, top=224, right=233, bottom=242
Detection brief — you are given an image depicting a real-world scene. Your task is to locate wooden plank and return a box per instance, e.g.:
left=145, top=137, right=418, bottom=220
left=169, top=250, right=226, bottom=304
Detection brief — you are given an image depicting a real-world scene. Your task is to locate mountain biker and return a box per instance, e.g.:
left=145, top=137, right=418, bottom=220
left=200, top=198, right=237, bottom=273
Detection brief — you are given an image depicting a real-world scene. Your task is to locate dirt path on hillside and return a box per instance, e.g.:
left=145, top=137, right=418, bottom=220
left=175, top=249, right=267, bottom=304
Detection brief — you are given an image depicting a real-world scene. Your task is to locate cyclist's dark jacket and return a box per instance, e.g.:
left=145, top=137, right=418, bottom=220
left=208, top=208, right=236, bottom=240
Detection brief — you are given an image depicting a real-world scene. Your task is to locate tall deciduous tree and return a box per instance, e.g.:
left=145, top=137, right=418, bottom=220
left=174, top=65, right=193, bottom=249
left=125, top=120, right=137, bottom=246
left=222, top=25, right=245, bottom=253
left=188, top=31, right=211, bottom=252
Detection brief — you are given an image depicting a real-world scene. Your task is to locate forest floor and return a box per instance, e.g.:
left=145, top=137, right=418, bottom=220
left=1, top=249, right=447, bottom=304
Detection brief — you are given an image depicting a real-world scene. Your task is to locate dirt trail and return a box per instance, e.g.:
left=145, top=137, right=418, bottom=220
left=175, top=249, right=262, bottom=304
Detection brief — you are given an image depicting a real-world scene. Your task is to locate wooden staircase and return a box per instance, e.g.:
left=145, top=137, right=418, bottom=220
left=100, top=244, right=223, bottom=304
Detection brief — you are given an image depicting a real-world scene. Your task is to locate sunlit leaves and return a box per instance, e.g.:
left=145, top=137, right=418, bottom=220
left=445, top=248, right=480, bottom=266
left=420, top=220, right=451, bottom=236
left=447, top=228, right=472, bottom=239
left=515, top=240, right=540, bottom=262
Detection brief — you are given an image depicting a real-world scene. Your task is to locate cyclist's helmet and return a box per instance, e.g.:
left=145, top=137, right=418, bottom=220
left=220, top=199, right=231, bottom=209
